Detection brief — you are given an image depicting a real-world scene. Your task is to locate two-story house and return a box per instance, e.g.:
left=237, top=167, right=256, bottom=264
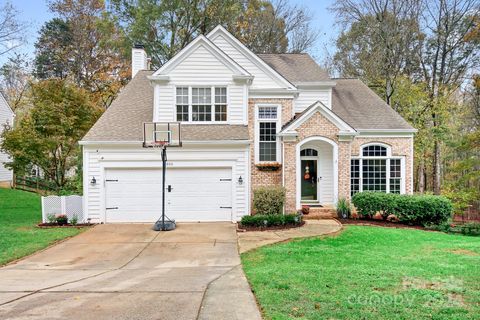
left=80, top=26, right=415, bottom=223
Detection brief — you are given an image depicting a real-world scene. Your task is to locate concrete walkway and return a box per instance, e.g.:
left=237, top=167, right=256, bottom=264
left=0, top=223, right=261, bottom=320
left=238, top=219, right=342, bottom=253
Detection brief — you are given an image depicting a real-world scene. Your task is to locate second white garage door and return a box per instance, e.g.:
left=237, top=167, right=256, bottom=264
left=105, top=167, right=232, bottom=222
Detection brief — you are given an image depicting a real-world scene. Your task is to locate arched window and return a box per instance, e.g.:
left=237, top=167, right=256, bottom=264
left=362, top=145, right=387, bottom=157
left=300, top=148, right=318, bottom=157
left=351, top=144, right=403, bottom=196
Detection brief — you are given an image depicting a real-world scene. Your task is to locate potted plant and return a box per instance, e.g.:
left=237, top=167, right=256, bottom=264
left=55, top=214, right=68, bottom=226
left=255, top=162, right=282, bottom=171
left=336, top=198, right=351, bottom=219
left=301, top=205, right=310, bottom=215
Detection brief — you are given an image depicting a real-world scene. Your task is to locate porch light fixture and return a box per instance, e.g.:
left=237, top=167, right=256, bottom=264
left=90, top=176, right=97, bottom=186
left=238, top=176, right=243, bottom=185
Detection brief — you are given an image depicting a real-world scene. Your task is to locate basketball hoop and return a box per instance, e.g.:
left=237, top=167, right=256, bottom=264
left=142, top=122, right=182, bottom=231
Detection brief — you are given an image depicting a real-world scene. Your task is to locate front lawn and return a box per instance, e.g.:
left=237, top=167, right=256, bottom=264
left=242, top=226, right=480, bottom=319
left=0, top=188, right=84, bottom=265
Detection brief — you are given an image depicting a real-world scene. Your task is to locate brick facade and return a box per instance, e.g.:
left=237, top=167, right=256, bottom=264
left=248, top=99, right=414, bottom=214
left=248, top=98, right=293, bottom=213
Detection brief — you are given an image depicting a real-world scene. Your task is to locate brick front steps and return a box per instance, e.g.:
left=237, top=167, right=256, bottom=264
left=303, top=206, right=337, bottom=220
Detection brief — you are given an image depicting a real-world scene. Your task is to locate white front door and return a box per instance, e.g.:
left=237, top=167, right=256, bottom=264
left=105, top=167, right=232, bottom=222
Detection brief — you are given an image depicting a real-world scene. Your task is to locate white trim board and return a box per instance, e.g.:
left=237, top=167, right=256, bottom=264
left=153, top=35, right=251, bottom=77
left=207, top=25, right=296, bottom=90
left=279, top=101, right=356, bottom=136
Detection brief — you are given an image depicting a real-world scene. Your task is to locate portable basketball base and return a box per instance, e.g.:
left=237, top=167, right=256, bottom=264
left=143, top=122, right=182, bottom=232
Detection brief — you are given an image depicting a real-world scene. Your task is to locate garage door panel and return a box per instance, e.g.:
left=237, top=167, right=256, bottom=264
left=105, top=167, right=232, bottom=222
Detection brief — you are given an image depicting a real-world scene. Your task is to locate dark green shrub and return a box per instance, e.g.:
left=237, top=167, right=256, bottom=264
left=240, top=213, right=302, bottom=227
left=457, top=222, right=480, bottom=236
left=336, top=198, right=351, bottom=219
left=253, top=186, right=286, bottom=215
left=425, top=221, right=480, bottom=236
left=352, top=192, right=453, bottom=225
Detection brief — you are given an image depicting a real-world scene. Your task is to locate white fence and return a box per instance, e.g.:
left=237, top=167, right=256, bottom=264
left=41, top=195, right=84, bottom=223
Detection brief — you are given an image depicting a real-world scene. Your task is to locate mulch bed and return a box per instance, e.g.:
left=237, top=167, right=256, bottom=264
left=338, top=218, right=425, bottom=230
left=237, top=221, right=305, bottom=232
left=37, top=223, right=94, bottom=229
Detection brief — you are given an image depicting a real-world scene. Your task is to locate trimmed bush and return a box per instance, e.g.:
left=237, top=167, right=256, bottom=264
left=240, top=213, right=302, bottom=228
left=352, top=192, right=453, bottom=225
left=253, top=186, right=286, bottom=215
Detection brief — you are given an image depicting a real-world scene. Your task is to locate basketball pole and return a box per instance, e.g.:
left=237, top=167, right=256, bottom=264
left=161, top=145, right=166, bottom=231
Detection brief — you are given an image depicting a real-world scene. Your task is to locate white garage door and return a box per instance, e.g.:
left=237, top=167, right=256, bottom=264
left=105, top=167, right=232, bottom=222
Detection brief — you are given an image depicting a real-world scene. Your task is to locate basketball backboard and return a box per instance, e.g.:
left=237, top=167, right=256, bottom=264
left=143, top=122, right=182, bottom=148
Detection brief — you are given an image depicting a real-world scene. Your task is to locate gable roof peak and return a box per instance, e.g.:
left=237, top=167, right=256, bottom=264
left=153, top=34, right=250, bottom=77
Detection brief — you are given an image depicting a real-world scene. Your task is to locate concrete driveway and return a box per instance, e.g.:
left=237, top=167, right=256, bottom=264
left=0, top=223, right=261, bottom=320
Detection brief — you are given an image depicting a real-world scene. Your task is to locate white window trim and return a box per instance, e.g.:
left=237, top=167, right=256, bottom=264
left=255, top=104, right=281, bottom=164
left=360, top=142, right=392, bottom=157
left=351, top=146, right=406, bottom=194
left=174, top=85, right=229, bottom=124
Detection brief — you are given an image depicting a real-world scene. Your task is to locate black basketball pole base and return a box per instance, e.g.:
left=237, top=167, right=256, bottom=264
left=152, top=146, right=176, bottom=231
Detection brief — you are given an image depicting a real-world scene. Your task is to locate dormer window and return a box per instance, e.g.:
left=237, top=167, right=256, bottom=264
left=176, top=86, right=228, bottom=122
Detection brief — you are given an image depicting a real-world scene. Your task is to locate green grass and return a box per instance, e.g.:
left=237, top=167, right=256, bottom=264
left=0, top=188, right=84, bottom=265
left=242, top=226, right=480, bottom=320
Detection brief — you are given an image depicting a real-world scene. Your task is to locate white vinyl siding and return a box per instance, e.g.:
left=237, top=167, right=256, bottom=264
left=0, top=94, right=14, bottom=182
left=154, top=44, right=246, bottom=124
left=294, top=89, right=332, bottom=113
left=210, top=34, right=285, bottom=89
left=83, top=145, right=249, bottom=223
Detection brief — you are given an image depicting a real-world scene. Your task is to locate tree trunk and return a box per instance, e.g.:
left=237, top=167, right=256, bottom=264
left=433, top=140, right=441, bottom=195
left=418, top=158, right=425, bottom=193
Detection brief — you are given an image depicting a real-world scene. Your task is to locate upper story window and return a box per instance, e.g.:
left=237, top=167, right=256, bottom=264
left=176, top=86, right=227, bottom=122
left=176, top=87, right=189, bottom=122
left=256, top=105, right=280, bottom=162
left=351, top=144, right=404, bottom=196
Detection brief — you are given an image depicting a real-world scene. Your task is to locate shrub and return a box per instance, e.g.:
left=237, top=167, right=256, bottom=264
left=253, top=186, right=286, bottom=215
left=70, top=214, right=78, bottom=226
left=336, top=198, right=351, bottom=219
left=55, top=214, right=68, bottom=225
left=47, top=213, right=57, bottom=224
left=352, top=192, right=453, bottom=226
left=240, top=213, right=302, bottom=228
left=426, top=221, right=480, bottom=236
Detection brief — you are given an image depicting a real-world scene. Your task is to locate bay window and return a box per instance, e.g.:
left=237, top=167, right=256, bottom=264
left=350, top=144, right=404, bottom=196
left=175, top=86, right=227, bottom=122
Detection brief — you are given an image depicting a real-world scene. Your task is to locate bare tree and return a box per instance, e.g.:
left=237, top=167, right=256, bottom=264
left=331, top=0, right=423, bottom=104
left=272, top=0, right=319, bottom=53
left=0, top=53, right=31, bottom=114
left=418, top=0, right=480, bottom=194
left=0, top=2, right=27, bottom=56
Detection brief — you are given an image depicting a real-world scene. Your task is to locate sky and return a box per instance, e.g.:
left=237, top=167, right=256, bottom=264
left=1, top=0, right=340, bottom=65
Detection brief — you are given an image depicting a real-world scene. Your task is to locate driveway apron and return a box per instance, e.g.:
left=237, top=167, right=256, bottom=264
left=0, top=223, right=261, bottom=320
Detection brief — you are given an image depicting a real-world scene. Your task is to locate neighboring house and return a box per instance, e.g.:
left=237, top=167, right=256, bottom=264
left=0, top=92, right=14, bottom=187
left=80, top=26, right=416, bottom=223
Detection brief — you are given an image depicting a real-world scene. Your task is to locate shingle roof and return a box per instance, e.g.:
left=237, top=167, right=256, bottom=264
left=82, top=71, right=249, bottom=142
left=257, top=53, right=330, bottom=83
left=332, top=79, right=414, bottom=130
